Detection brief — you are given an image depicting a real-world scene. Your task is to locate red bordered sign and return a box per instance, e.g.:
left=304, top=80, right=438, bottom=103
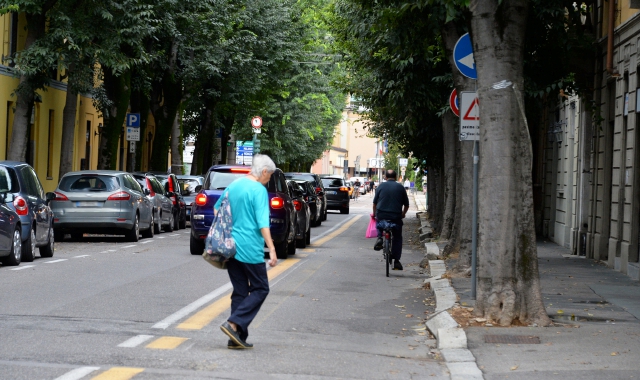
left=251, top=116, right=262, bottom=128
left=449, top=89, right=459, bottom=117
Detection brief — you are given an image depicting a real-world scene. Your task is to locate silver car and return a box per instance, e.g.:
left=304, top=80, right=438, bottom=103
left=132, top=173, right=175, bottom=233
left=50, top=171, right=154, bottom=242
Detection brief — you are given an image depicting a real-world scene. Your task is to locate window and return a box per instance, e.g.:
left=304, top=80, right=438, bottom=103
left=59, top=175, right=119, bottom=192
left=124, top=175, right=142, bottom=193
left=47, top=110, right=54, bottom=178
left=0, top=167, right=11, bottom=192
left=151, top=178, right=164, bottom=195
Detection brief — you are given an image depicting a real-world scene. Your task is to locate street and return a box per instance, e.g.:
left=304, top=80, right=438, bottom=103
left=0, top=197, right=447, bottom=379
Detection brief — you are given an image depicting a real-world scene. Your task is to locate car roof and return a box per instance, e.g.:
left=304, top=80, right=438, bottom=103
left=63, top=170, right=127, bottom=176
left=0, top=161, right=30, bottom=168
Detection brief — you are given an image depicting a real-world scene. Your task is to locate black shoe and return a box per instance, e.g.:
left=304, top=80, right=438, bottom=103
left=374, top=237, right=383, bottom=251
left=227, top=339, right=248, bottom=349
left=221, top=321, right=253, bottom=348
left=393, top=260, right=403, bottom=270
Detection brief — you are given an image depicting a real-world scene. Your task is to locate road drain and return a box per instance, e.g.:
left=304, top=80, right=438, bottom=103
left=551, top=315, right=614, bottom=323
left=484, top=335, right=541, bottom=344
left=573, top=300, right=609, bottom=305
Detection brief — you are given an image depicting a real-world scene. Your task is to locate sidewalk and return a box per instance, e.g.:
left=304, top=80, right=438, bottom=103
left=448, top=241, right=640, bottom=379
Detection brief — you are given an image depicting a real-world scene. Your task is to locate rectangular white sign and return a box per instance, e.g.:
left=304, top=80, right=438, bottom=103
left=399, top=158, right=408, bottom=167
left=126, top=127, right=140, bottom=141
left=459, top=91, right=479, bottom=141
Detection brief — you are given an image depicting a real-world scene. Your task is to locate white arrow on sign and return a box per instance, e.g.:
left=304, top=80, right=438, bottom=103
left=458, top=53, right=475, bottom=70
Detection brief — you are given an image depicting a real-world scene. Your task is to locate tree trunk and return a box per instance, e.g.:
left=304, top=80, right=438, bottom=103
left=442, top=21, right=475, bottom=269
left=190, top=105, right=213, bottom=175
left=440, top=111, right=457, bottom=240
left=98, top=69, right=132, bottom=170
left=170, top=106, right=183, bottom=175
left=427, top=166, right=443, bottom=232
left=149, top=76, right=182, bottom=172
left=470, top=0, right=550, bottom=326
left=444, top=137, right=462, bottom=257
left=58, top=79, right=78, bottom=178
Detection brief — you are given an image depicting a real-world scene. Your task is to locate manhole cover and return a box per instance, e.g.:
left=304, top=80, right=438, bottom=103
left=484, top=335, right=541, bottom=344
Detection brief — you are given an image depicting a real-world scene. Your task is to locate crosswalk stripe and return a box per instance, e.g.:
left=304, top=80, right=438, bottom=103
left=90, top=367, right=143, bottom=380
left=54, top=366, right=100, bottom=380
left=177, top=259, right=300, bottom=330
left=117, top=335, right=154, bottom=348
left=145, top=336, right=189, bottom=349
left=121, top=245, right=137, bottom=249
left=45, top=259, right=68, bottom=264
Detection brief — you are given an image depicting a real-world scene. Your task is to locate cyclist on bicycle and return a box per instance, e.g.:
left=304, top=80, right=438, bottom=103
left=354, top=179, right=361, bottom=200
left=372, top=170, right=409, bottom=270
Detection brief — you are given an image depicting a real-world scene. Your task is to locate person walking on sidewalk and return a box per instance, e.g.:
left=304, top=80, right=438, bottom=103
left=373, top=169, right=409, bottom=270
left=217, top=154, right=278, bottom=349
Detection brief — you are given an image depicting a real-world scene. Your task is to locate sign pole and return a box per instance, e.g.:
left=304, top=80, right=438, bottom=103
left=471, top=139, right=479, bottom=299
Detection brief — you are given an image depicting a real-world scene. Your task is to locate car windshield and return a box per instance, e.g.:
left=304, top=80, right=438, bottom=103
left=59, top=175, right=120, bottom=192
left=205, top=171, right=248, bottom=190
left=178, top=179, right=200, bottom=194
left=322, top=178, right=343, bottom=187
left=0, top=167, right=11, bottom=193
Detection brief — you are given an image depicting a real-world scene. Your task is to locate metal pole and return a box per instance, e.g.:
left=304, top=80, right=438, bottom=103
left=471, top=139, right=479, bottom=299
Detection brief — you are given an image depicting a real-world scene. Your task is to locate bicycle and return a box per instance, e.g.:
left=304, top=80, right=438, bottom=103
left=377, top=220, right=395, bottom=277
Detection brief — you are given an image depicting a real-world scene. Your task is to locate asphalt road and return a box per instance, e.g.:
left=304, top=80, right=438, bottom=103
left=0, top=196, right=447, bottom=380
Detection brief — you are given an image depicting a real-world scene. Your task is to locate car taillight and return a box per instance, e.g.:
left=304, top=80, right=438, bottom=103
left=339, top=186, right=349, bottom=192
left=107, top=191, right=131, bottom=201
left=145, top=178, right=155, bottom=196
left=304, top=196, right=309, bottom=202
left=195, top=194, right=207, bottom=206
left=293, top=199, right=302, bottom=211
left=53, top=191, right=69, bottom=201
left=168, top=178, right=174, bottom=192
left=13, top=196, right=28, bottom=216
left=171, top=196, right=177, bottom=205
left=231, top=168, right=251, bottom=173
left=315, top=187, right=322, bottom=194
left=271, top=197, right=284, bottom=209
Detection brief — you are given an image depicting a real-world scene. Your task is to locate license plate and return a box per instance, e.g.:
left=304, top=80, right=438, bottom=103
left=186, top=209, right=191, bottom=215
left=327, top=191, right=337, bottom=195
left=76, top=201, right=102, bottom=207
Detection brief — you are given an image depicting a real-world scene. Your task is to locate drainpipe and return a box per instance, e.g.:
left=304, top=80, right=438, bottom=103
left=606, top=0, right=617, bottom=75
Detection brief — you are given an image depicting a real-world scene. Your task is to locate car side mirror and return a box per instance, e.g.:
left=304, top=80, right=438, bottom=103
left=45, top=192, right=56, bottom=203
left=195, top=185, right=202, bottom=192
left=144, top=188, right=151, bottom=196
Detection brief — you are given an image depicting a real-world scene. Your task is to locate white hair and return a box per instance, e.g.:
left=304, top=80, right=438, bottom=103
left=250, top=154, right=276, bottom=177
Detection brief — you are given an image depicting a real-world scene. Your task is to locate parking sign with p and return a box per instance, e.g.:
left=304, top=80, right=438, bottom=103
left=126, top=113, right=140, bottom=127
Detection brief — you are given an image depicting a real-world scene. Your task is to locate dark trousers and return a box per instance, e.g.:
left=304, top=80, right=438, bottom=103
left=377, top=219, right=403, bottom=261
left=226, top=258, right=270, bottom=341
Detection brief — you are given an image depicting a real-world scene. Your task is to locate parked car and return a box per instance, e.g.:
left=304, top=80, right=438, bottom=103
left=284, top=172, right=327, bottom=222
left=345, top=180, right=355, bottom=199
left=190, top=166, right=297, bottom=259
left=321, top=176, right=350, bottom=214
left=287, top=180, right=310, bottom=248
left=293, top=179, right=321, bottom=227
left=0, top=161, right=55, bottom=261
left=0, top=167, right=23, bottom=266
left=50, top=171, right=154, bottom=242
left=132, top=173, right=175, bottom=234
left=176, top=175, right=204, bottom=223
left=148, top=172, right=187, bottom=230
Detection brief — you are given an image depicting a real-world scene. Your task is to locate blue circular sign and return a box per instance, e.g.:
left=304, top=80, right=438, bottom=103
left=453, top=33, right=476, bottom=80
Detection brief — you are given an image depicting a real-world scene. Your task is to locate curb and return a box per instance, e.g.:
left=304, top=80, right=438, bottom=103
left=424, top=259, right=483, bottom=379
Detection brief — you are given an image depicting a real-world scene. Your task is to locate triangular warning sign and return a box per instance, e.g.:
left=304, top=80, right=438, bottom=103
left=463, top=98, right=479, bottom=121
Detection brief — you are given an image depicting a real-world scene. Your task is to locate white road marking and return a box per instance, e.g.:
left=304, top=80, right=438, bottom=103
left=152, top=282, right=233, bottom=329
left=45, top=259, right=68, bottom=264
left=152, top=216, right=357, bottom=330
left=10, top=265, right=35, bottom=271
left=168, top=233, right=180, bottom=236
left=141, top=240, right=153, bottom=244
left=157, top=236, right=165, bottom=239
left=107, top=249, right=116, bottom=252
left=117, top=334, right=154, bottom=348
left=54, top=366, right=100, bottom=380
left=121, top=245, right=137, bottom=249
left=74, top=255, right=90, bottom=258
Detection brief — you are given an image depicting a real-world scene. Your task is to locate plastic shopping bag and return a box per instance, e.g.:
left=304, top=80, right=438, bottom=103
left=365, top=214, right=378, bottom=238
left=203, top=193, right=236, bottom=269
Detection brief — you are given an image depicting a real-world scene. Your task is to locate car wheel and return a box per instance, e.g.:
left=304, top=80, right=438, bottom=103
left=142, top=212, right=154, bottom=239
left=22, top=227, right=36, bottom=262
left=154, top=211, right=162, bottom=234
left=164, top=212, right=174, bottom=232
left=127, top=214, right=140, bottom=242
left=179, top=211, right=187, bottom=229
left=54, top=229, right=64, bottom=242
left=305, top=226, right=311, bottom=245
left=39, top=227, right=55, bottom=258
left=173, top=211, right=179, bottom=230
left=275, top=238, right=288, bottom=259
left=288, top=236, right=297, bottom=255
left=190, top=234, right=204, bottom=255
left=322, top=206, right=328, bottom=221
left=1, top=227, right=22, bottom=266
left=296, top=228, right=306, bottom=248
left=340, top=207, right=349, bottom=215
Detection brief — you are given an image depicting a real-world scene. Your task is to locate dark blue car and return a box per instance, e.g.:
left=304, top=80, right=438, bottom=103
left=0, top=166, right=22, bottom=266
left=0, top=161, right=55, bottom=263
left=189, top=165, right=297, bottom=259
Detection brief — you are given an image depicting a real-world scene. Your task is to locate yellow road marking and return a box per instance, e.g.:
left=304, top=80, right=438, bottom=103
left=91, top=367, right=144, bottom=380
left=311, top=215, right=362, bottom=247
left=296, top=253, right=309, bottom=257
left=177, top=259, right=300, bottom=330
left=300, top=248, right=315, bottom=252
left=145, top=336, right=189, bottom=349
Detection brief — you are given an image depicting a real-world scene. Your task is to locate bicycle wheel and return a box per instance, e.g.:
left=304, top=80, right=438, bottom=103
left=383, top=238, right=390, bottom=277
